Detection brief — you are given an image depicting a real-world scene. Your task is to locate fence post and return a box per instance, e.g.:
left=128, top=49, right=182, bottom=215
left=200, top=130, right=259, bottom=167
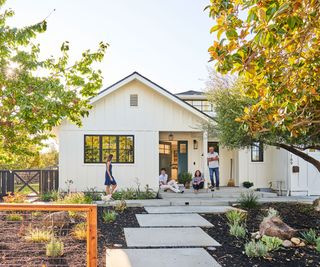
left=87, top=205, right=98, bottom=267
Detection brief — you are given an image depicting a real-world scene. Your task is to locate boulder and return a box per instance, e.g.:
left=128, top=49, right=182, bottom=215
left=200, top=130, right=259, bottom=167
left=259, top=216, right=296, bottom=240
left=313, top=198, right=320, bottom=212
left=282, top=240, right=293, bottom=248
left=43, top=211, right=71, bottom=229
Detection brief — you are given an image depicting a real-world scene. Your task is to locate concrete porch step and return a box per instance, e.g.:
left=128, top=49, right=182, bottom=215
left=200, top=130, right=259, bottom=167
left=159, top=189, right=278, bottom=199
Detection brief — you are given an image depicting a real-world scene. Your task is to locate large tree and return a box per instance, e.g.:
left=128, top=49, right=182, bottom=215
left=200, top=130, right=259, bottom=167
left=206, top=0, right=320, bottom=171
left=0, top=1, right=108, bottom=164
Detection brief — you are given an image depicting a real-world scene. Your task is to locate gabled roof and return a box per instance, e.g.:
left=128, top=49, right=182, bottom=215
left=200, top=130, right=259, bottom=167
left=176, top=90, right=203, bottom=96
left=90, top=72, right=212, bottom=120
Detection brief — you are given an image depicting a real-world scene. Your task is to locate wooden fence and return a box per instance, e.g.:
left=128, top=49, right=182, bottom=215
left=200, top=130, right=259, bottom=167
left=0, top=203, right=98, bottom=267
left=0, top=169, right=59, bottom=196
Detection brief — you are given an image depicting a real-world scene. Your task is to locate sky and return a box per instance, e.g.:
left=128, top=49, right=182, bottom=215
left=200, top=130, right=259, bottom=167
left=5, top=0, right=215, bottom=94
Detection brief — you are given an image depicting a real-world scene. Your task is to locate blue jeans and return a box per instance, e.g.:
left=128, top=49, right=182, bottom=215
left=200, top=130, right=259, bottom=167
left=209, top=167, right=219, bottom=187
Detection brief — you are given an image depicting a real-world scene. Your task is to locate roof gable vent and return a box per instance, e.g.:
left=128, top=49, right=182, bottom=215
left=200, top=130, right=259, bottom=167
left=130, top=94, right=138, bottom=106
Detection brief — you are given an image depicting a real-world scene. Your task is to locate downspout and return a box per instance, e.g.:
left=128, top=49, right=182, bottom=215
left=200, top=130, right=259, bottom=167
left=287, top=153, right=292, bottom=196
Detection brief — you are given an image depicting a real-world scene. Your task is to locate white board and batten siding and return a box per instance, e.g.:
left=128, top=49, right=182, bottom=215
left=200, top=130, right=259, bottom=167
left=58, top=79, right=207, bottom=191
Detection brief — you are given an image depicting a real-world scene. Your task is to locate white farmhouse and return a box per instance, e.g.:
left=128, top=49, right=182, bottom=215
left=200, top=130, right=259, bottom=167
left=57, top=72, right=320, bottom=196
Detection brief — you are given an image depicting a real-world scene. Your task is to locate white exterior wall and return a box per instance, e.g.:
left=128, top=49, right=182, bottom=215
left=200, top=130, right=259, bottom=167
left=237, top=146, right=274, bottom=188
left=236, top=146, right=320, bottom=196
left=58, top=79, right=206, bottom=191
left=289, top=151, right=320, bottom=196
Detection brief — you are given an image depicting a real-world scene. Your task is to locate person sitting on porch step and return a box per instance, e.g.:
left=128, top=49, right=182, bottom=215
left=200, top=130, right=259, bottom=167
left=159, top=168, right=183, bottom=193
left=192, top=170, right=204, bottom=193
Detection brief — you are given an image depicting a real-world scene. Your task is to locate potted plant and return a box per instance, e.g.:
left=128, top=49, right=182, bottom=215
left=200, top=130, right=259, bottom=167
left=178, top=172, right=192, bottom=189
left=243, top=181, right=254, bottom=189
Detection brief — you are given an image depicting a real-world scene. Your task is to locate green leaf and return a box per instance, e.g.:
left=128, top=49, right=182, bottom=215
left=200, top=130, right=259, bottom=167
left=226, top=29, right=238, bottom=40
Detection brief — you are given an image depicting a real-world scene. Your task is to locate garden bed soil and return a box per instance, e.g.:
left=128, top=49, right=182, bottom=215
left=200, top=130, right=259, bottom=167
left=0, top=211, right=87, bottom=266
left=0, top=207, right=145, bottom=267
left=202, top=203, right=320, bottom=267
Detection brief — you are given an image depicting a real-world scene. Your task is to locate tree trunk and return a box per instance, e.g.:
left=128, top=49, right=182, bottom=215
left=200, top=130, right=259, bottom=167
left=273, top=143, right=320, bottom=173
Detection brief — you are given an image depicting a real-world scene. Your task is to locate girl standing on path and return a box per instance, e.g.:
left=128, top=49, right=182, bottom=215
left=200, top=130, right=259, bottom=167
left=105, top=154, right=117, bottom=197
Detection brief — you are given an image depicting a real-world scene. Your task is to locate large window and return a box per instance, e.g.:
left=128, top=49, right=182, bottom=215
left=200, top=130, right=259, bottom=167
left=251, top=142, right=264, bottom=162
left=185, top=100, right=213, bottom=112
left=84, top=135, right=134, bottom=163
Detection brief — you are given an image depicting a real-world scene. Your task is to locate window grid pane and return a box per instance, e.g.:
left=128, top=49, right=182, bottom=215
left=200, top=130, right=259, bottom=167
left=84, top=135, right=134, bottom=163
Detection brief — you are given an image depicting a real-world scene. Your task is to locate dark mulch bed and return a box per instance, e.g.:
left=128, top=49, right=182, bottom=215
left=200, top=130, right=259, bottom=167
left=202, top=203, right=320, bottom=267
left=97, top=207, right=146, bottom=266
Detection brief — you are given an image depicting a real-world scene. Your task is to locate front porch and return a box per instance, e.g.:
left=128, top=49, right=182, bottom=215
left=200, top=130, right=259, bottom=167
left=158, top=131, right=238, bottom=187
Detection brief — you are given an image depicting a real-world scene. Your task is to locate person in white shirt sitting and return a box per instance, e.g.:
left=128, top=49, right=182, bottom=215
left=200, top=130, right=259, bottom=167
left=159, top=168, right=183, bottom=193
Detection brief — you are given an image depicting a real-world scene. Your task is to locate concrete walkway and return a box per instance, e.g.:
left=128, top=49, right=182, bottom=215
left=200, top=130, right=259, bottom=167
left=124, top=227, right=220, bottom=247
left=106, top=248, right=221, bottom=267
left=136, top=213, right=213, bottom=227
left=144, top=205, right=237, bottom=214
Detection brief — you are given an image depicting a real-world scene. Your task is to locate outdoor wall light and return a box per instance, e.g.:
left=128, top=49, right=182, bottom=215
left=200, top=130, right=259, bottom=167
left=168, top=133, right=174, bottom=141
left=193, top=139, right=198, bottom=149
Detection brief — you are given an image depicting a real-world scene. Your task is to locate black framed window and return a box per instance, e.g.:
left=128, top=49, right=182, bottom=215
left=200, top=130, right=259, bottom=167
left=251, top=142, right=264, bottom=162
left=84, top=135, right=134, bottom=163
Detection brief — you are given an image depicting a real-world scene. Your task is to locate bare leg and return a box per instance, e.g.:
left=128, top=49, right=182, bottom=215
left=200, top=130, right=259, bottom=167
left=106, top=186, right=110, bottom=195
left=111, top=184, right=117, bottom=194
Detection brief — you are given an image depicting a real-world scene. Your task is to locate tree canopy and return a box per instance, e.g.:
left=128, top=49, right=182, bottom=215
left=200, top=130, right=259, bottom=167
left=0, top=1, right=108, bottom=164
left=206, top=0, right=320, bottom=171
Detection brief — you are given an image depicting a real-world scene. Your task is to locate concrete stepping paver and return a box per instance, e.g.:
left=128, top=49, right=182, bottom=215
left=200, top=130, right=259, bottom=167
left=144, top=205, right=237, bottom=214
left=106, top=248, right=221, bottom=267
left=136, top=214, right=213, bottom=227
left=124, top=227, right=221, bottom=247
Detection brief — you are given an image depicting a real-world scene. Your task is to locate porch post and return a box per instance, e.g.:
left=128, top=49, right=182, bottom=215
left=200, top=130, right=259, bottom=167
left=202, top=131, right=208, bottom=189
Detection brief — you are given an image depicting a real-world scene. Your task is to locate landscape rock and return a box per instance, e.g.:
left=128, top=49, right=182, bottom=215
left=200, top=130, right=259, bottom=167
left=282, top=240, right=293, bottom=248
left=259, top=216, right=296, bottom=240
left=251, top=231, right=259, bottom=238
left=298, top=241, right=305, bottom=247
left=291, top=237, right=301, bottom=245
left=313, top=198, right=320, bottom=212
left=43, top=211, right=71, bottom=229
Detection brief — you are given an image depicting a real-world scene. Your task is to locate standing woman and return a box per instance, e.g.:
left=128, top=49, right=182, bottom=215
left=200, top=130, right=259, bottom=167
left=105, top=154, right=117, bottom=196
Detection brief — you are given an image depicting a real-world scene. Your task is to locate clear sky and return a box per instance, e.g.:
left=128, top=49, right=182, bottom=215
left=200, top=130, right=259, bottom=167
left=5, top=0, right=214, bottom=93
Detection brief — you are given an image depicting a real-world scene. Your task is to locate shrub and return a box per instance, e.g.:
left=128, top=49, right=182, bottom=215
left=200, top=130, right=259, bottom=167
left=6, top=213, right=23, bottom=221
left=226, top=210, right=247, bottom=225
left=72, top=223, right=87, bottom=241
left=245, top=240, right=268, bottom=258
left=301, top=229, right=318, bottom=245
left=58, top=192, right=93, bottom=204
left=102, top=210, right=117, bottom=223
left=112, top=186, right=157, bottom=200
left=84, top=187, right=102, bottom=201
left=39, top=191, right=59, bottom=202
left=229, top=223, right=246, bottom=238
left=32, top=211, right=42, bottom=218
left=3, top=192, right=26, bottom=203
left=243, top=181, right=254, bottom=188
left=261, top=235, right=282, bottom=251
left=46, top=238, right=64, bottom=257
left=25, top=228, right=52, bottom=243
left=178, top=172, right=192, bottom=186
left=266, top=207, right=280, bottom=219
left=238, top=191, right=259, bottom=209
left=316, top=238, right=320, bottom=253
left=114, top=200, right=127, bottom=213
